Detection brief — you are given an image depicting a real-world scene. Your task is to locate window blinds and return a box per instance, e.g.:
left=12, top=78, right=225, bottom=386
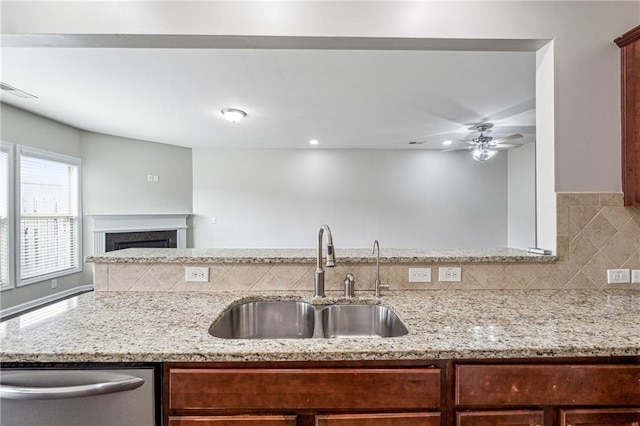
left=19, top=152, right=80, bottom=282
left=0, top=148, right=8, bottom=288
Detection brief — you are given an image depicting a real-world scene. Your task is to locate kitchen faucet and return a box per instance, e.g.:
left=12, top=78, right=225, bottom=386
left=314, top=224, right=336, bottom=297
left=372, top=240, right=389, bottom=297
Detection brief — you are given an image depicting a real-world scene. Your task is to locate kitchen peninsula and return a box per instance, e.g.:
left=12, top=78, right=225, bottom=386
left=2, top=287, right=639, bottom=425
left=2, top=250, right=639, bottom=426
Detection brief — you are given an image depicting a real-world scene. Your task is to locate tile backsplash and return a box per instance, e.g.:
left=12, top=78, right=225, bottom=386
left=94, top=193, right=640, bottom=292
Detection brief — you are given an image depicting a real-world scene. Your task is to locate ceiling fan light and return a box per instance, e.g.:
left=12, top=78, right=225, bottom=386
left=472, top=147, right=496, bottom=162
left=221, top=108, right=247, bottom=123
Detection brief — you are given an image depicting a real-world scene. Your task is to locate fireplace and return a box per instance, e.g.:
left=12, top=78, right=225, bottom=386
left=90, top=214, right=189, bottom=255
left=105, top=230, right=178, bottom=252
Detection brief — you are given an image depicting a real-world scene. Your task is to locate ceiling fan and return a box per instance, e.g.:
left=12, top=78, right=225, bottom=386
left=447, top=123, right=524, bottom=161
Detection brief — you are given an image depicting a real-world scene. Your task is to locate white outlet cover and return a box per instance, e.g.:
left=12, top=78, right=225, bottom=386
left=409, top=268, right=431, bottom=283
left=185, top=266, right=209, bottom=282
left=438, top=267, right=462, bottom=282
left=607, top=269, right=630, bottom=284
left=632, top=270, right=640, bottom=284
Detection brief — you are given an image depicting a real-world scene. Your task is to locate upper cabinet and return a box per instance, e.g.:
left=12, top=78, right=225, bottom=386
left=615, top=25, right=640, bottom=207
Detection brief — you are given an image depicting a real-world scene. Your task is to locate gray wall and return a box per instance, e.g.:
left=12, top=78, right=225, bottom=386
left=192, top=149, right=508, bottom=248
left=1, top=103, right=87, bottom=311
left=507, top=142, right=537, bottom=249
left=81, top=131, right=192, bottom=215
left=1, top=104, right=193, bottom=313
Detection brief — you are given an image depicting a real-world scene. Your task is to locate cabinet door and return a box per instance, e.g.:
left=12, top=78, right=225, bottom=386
left=316, top=412, right=440, bottom=426
left=457, top=410, right=544, bottom=426
left=168, top=415, right=297, bottom=426
left=615, top=25, right=640, bottom=206
left=560, top=408, right=640, bottom=426
left=169, top=368, right=440, bottom=411
left=456, top=365, right=640, bottom=406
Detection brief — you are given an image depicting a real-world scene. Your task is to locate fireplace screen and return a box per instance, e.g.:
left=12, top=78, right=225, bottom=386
left=105, top=230, right=177, bottom=252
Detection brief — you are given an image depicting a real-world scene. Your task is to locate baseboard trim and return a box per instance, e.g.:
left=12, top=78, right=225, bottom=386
left=0, top=285, right=94, bottom=320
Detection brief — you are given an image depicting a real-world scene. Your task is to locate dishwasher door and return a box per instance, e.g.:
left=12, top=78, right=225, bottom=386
left=0, top=368, right=156, bottom=426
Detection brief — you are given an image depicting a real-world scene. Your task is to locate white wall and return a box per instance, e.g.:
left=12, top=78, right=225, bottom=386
left=0, top=103, right=88, bottom=312
left=193, top=149, right=507, bottom=248
left=2, top=1, right=637, bottom=192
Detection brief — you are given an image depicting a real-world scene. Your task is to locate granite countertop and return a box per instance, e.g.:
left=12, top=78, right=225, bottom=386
left=85, top=247, right=557, bottom=264
left=1, top=290, right=638, bottom=363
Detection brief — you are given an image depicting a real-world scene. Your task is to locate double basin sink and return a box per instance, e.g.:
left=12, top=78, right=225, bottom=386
left=209, top=301, right=408, bottom=339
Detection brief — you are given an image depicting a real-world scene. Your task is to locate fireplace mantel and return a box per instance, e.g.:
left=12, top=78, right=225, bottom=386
left=89, top=214, right=189, bottom=255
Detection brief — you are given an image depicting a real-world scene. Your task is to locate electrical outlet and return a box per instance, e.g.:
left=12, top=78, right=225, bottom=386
left=51, top=279, right=57, bottom=289
left=439, top=267, right=462, bottom=282
left=409, top=268, right=431, bottom=283
left=607, top=269, right=631, bottom=284
left=632, top=270, right=640, bottom=284
left=185, top=267, right=209, bottom=282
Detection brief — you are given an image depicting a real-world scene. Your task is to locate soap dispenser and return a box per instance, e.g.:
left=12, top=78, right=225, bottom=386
left=344, top=273, right=355, bottom=299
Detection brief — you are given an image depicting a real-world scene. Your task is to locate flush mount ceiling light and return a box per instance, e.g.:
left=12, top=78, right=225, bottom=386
left=309, top=139, right=319, bottom=146
left=442, top=140, right=452, bottom=146
left=221, top=108, right=247, bottom=123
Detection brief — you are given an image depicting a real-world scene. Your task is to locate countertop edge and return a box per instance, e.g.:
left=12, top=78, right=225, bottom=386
left=85, top=249, right=558, bottom=264
left=2, top=348, right=638, bottom=364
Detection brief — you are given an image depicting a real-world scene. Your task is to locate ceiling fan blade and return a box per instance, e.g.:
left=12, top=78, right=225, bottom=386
left=493, top=134, right=523, bottom=144
left=441, top=146, right=472, bottom=153
left=493, top=143, right=523, bottom=150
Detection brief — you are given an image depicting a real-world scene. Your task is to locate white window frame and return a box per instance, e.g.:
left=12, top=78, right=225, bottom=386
left=2, top=144, right=83, bottom=288
left=0, top=142, right=16, bottom=291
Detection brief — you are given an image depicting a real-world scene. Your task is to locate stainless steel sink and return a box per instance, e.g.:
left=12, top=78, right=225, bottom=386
left=321, top=304, right=409, bottom=338
left=209, top=300, right=408, bottom=339
left=209, top=301, right=315, bottom=339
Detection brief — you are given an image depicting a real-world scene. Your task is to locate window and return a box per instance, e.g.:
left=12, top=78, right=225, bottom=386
left=0, top=144, right=12, bottom=289
left=0, top=144, right=82, bottom=290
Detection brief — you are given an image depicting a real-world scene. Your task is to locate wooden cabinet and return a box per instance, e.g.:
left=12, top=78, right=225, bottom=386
left=168, top=415, right=297, bottom=425
left=165, top=359, right=640, bottom=426
left=559, top=409, right=640, bottom=426
left=457, top=410, right=544, bottom=426
left=455, top=363, right=640, bottom=426
left=165, top=364, right=442, bottom=425
left=615, top=25, right=640, bottom=207
left=315, top=412, right=440, bottom=426
left=168, top=367, right=440, bottom=411
left=455, top=364, right=640, bottom=406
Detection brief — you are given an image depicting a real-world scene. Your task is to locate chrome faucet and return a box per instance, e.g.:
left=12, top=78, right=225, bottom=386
left=314, top=224, right=336, bottom=297
left=372, top=240, right=389, bottom=297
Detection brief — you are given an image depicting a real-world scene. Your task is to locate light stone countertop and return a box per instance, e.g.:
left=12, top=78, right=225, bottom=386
left=85, top=247, right=557, bottom=264
left=1, top=290, right=638, bottom=363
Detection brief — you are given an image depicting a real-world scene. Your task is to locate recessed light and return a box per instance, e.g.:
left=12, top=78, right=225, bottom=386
left=221, top=108, right=247, bottom=123
left=309, top=139, right=319, bottom=145
left=442, top=140, right=453, bottom=146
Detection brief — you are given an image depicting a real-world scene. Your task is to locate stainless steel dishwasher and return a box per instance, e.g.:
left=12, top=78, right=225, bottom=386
left=0, top=367, right=157, bottom=426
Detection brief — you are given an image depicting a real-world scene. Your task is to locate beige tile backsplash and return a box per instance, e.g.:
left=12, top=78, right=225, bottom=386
left=95, top=193, right=640, bottom=292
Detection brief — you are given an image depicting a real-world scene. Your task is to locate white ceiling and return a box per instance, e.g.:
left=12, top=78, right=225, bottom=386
left=1, top=36, right=536, bottom=150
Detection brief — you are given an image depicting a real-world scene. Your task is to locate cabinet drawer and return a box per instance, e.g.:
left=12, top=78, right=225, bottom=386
left=559, top=408, right=640, bottom=426
left=316, top=412, right=440, bottom=426
left=456, top=364, right=640, bottom=406
left=169, top=368, right=441, bottom=411
left=168, top=415, right=297, bottom=425
left=457, top=410, right=544, bottom=426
